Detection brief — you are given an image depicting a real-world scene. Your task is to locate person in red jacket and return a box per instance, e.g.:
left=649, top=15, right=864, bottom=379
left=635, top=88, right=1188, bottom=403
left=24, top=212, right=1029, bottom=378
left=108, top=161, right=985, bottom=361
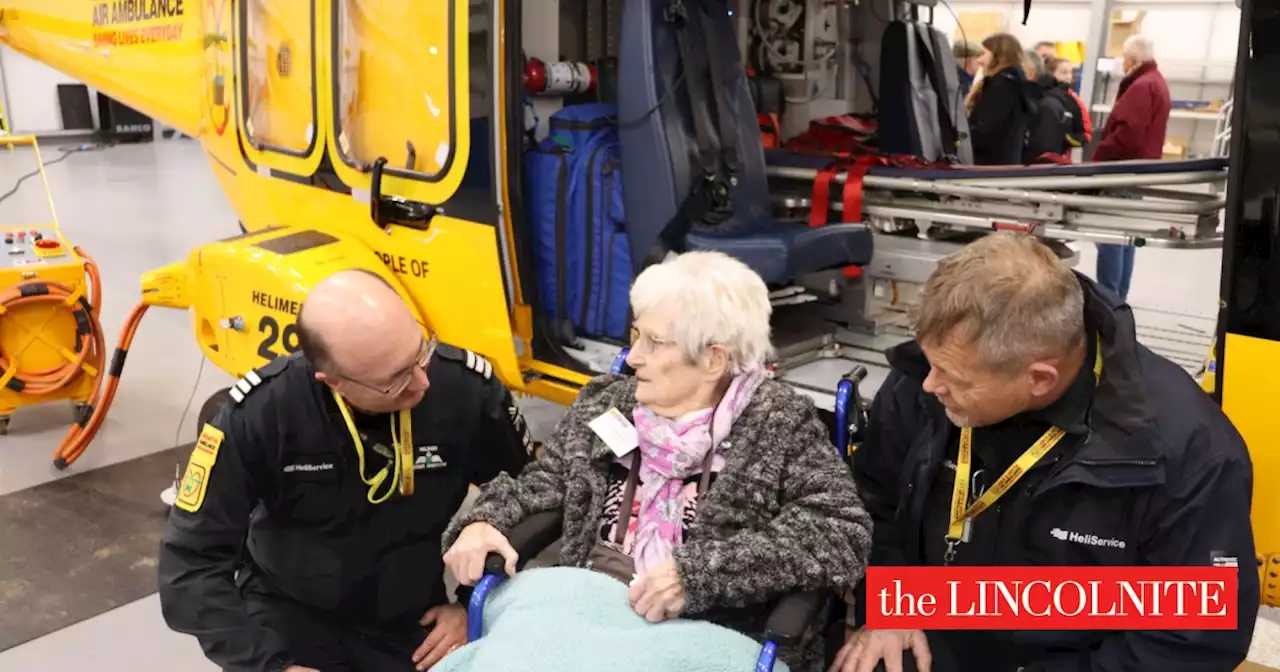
left=1046, top=57, right=1093, bottom=154
left=1091, top=34, right=1171, bottom=300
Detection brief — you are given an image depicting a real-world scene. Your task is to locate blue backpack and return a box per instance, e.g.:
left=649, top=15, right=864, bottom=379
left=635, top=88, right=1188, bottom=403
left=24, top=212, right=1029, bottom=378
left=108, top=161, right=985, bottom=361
left=524, top=103, right=633, bottom=342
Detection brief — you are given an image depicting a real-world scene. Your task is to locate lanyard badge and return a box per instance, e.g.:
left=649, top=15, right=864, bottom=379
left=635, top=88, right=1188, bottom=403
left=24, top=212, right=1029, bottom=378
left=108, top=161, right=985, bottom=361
left=945, top=469, right=986, bottom=564
left=393, top=409, right=415, bottom=497
left=943, top=335, right=1104, bottom=564
left=332, top=388, right=415, bottom=504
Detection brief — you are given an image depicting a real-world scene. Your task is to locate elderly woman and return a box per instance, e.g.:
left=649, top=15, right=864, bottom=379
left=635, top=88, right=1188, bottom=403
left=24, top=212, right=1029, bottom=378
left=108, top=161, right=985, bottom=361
left=442, top=251, right=872, bottom=672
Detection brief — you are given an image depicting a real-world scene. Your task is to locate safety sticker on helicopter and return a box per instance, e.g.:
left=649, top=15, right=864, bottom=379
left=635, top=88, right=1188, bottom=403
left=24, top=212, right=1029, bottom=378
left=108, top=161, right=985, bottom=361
left=175, top=423, right=224, bottom=514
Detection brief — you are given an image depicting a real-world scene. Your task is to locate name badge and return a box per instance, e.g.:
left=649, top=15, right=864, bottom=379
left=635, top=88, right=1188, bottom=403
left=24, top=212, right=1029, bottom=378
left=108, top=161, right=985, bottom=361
left=588, top=408, right=639, bottom=457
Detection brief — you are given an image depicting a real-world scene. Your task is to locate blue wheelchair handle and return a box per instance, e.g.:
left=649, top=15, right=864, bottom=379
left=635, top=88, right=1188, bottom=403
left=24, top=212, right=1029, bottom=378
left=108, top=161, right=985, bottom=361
left=611, top=348, right=631, bottom=375
left=834, top=379, right=853, bottom=460
left=467, top=553, right=514, bottom=642
left=467, top=574, right=503, bottom=642
left=755, top=641, right=779, bottom=672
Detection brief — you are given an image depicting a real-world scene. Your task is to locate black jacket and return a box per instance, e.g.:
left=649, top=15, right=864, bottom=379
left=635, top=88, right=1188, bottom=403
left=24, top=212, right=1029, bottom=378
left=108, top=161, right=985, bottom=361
left=852, top=273, right=1259, bottom=671
left=968, top=68, right=1032, bottom=166
left=1040, top=76, right=1088, bottom=152
left=158, top=347, right=533, bottom=672
left=1022, top=77, right=1069, bottom=162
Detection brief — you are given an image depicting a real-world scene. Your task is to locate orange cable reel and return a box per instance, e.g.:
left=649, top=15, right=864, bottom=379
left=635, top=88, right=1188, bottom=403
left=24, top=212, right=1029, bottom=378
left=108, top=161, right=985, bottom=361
left=0, top=247, right=149, bottom=469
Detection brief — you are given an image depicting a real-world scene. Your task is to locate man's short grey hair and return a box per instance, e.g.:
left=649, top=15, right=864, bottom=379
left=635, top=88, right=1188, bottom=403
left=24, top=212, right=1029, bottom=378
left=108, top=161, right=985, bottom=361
left=630, top=251, right=774, bottom=374
left=953, top=39, right=981, bottom=60
left=1123, top=34, right=1155, bottom=63
left=912, top=233, right=1086, bottom=373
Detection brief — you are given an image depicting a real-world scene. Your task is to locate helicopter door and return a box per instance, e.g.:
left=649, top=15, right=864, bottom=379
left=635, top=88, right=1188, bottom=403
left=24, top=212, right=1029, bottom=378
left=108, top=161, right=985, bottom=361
left=317, top=0, right=523, bottom=391
left=235, top=0, right=326, bottom=178
left=324, top=0, right=472, bottom=205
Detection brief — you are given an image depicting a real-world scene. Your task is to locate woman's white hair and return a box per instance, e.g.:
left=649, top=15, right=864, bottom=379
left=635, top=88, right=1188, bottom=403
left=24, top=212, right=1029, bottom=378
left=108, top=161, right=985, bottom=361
left=629, top=251, right=774, bottom=374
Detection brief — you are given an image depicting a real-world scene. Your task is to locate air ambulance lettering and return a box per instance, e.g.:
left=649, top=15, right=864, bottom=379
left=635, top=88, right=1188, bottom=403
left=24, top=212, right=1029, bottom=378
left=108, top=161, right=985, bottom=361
left=251, top=290, right=301, bottom=317
left=93, top=0, right=186, bottom=26
left=375, top=252, right=430, bottom=279
left=92, top=0, right=186, bottom=46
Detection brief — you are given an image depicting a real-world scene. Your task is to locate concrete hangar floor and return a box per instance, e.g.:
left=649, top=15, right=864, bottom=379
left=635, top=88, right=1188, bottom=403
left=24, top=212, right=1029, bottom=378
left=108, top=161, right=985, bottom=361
left=0, top=137, right=1274, bottom=671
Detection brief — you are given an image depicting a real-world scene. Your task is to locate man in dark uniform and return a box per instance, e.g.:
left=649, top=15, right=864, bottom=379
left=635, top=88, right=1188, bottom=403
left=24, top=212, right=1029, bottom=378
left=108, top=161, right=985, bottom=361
left=158, top=269, right=534, bottom=672
left=830, top=233, right=1258, bottom=672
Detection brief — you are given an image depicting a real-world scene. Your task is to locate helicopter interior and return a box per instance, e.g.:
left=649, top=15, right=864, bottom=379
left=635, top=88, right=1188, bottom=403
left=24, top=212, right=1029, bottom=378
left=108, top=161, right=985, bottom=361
left=455, top=0, right=1226, bottom=406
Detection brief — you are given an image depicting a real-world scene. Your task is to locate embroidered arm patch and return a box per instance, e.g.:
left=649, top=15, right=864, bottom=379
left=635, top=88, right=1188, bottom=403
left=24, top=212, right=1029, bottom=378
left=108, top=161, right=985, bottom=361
left=176, top=423, right=225, bottom=513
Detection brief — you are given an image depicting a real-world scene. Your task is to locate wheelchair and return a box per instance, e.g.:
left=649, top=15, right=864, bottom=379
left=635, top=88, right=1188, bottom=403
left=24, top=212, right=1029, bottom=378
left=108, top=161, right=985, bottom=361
left=463, top=347, right=871, bottom=671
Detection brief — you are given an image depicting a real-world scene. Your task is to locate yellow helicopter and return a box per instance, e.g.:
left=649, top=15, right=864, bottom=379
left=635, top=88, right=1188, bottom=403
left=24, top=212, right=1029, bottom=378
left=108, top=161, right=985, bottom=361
left=0, top=0, right=1277, bottom=612
left=0, top=0, right=585, bottom=406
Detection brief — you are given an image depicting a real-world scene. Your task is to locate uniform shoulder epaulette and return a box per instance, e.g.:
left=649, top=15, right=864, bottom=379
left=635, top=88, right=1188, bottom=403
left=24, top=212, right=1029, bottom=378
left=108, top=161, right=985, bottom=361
left=435, top=343, right=493, bottom=380
left=229, top=352, right=299, bottom=404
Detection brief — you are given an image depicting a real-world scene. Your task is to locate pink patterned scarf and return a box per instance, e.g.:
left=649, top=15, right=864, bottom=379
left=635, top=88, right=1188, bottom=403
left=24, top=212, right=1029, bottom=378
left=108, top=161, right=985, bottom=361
left=628, top=370, right=767, bottom=575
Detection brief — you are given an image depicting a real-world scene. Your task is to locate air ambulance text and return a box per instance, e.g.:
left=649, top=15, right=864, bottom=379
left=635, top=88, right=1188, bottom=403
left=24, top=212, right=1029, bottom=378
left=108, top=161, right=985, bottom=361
left=93, top=0, right=185, bottom=26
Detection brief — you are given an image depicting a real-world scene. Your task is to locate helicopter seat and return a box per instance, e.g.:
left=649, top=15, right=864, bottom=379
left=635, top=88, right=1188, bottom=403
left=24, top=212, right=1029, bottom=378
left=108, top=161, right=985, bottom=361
left=617, top=0, right=874, bottom=286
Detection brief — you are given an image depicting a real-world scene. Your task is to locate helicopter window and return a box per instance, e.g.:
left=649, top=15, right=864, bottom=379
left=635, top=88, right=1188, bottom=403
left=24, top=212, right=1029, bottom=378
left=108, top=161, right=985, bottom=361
left=242, top=0, right=317, bottom=156
left=333, top=0, right=457, bottom=180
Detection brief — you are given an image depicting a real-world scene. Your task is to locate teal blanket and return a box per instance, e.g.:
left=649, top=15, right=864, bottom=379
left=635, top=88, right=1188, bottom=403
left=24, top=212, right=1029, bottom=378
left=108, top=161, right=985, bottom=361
left=434, top=567, right=790, bottom=672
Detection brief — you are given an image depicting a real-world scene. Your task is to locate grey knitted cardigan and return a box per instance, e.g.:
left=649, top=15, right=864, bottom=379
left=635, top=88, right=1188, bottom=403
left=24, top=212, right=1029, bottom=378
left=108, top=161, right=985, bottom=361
left=443, top=373, right=874, bottom=672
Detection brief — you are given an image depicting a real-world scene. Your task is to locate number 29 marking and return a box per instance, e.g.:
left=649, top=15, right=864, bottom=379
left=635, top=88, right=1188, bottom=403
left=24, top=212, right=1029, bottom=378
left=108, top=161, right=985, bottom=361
left=257, top=315, right=300, bottom=360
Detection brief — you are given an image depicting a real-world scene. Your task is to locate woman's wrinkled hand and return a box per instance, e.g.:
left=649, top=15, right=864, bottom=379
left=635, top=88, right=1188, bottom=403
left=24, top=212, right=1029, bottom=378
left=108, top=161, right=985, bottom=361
left=443, top=522, right=518, bottom=586
left=628, top=557, right=686, bottom=623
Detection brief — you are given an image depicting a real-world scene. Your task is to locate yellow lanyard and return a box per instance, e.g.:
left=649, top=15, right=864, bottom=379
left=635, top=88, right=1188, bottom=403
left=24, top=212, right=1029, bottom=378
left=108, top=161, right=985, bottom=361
left=946, top=336, right=1103, bottom=543
left=331, top=388, right=416, bottom=504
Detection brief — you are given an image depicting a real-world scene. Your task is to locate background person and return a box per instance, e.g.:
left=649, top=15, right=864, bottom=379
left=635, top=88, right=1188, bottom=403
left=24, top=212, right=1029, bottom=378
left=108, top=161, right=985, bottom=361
left=443, top=251, right=873, bottom=672
left=831, top=232, right=1258, bottom=672
left=1034, top=40, right=1057, bottom=61
left=1044, top=56, right=1092, bottom=156
left=1091, top=34, right=1171, bottom=300
left=952, top=39, right=982, bottom=98
left=1021, top=50, right=1065, bottom=163
left=158, top=269, right=534, bottom=672
left=965, top=34, right=1032, bottom=165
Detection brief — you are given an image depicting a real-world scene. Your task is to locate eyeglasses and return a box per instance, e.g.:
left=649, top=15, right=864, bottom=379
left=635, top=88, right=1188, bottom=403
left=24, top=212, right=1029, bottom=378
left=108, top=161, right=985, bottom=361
left=345, top=332, right=439, bottom=397
left=629, top=327, right=676, bottom=355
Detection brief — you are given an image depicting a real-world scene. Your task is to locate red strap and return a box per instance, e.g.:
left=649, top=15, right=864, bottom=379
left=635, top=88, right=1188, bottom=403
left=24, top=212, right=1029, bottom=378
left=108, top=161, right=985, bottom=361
left=1032, top=151, right=1072, bottom=165
left=994, top=221, right=1041, bottom=234
left=812, top=155, right=887, bottom=226
left=758, top=113, right=781, bottom=149
left=840, top=157, right=876, bottom=223
left=810, top=164, right=840, bottom=227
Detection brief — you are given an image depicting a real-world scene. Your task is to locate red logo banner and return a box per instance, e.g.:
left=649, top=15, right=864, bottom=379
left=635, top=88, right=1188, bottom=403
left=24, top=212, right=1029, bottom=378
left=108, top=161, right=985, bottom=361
left=865, top=566, right=1240, bottom=630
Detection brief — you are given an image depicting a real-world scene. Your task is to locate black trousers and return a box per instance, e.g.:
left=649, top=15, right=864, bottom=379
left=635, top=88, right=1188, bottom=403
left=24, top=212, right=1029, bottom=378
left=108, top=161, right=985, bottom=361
left=240, top=570, right=427, bottom=672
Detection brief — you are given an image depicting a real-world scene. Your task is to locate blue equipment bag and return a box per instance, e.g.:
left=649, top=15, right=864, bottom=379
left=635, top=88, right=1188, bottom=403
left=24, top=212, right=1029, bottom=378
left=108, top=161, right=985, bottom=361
left=524, top=134, right=573, bottom=340
left=524, top=103, right=633, bottom=341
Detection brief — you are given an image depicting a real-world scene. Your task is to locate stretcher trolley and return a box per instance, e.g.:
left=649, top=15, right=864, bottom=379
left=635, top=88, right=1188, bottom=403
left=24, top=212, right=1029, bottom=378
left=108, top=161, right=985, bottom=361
left=765, top=152, right=1229, bottom=250
left=751, top=152, right=1231, bottom=391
